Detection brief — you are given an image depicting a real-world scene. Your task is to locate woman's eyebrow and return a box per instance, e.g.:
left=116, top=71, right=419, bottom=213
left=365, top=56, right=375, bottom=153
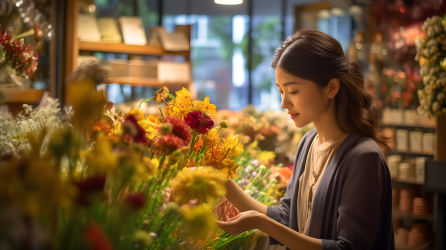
left=275, top=82, right=300, bottom=87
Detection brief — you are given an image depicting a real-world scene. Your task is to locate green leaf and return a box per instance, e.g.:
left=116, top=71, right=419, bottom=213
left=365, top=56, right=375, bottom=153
left=138, top=97, right=154, bottom=108
left=167, top=93, right=176, bottom=100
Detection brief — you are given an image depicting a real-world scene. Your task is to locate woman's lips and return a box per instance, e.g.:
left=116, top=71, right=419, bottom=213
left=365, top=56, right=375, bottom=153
left=289, top=113, right=299, bottom=119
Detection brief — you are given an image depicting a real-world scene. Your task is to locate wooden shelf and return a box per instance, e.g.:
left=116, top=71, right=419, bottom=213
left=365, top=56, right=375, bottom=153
left=102, top=77, right=190, bottom=88
left=382, top=123, right=436, bottom=130
left=392, top=177, right=425, bottom=185
left=393, top=208, right=434, bottom=221
left=388, top=150, right=435, bottom=158
left=3, top=89, right=46, bottom=103
left=78, top=41, right=190, bottom=57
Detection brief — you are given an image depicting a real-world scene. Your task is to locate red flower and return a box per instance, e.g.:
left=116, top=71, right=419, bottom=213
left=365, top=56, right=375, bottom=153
left=73, top=176, right=106, bottom=206
left=156, top=134, right=186, bottom=151
left=84, top=222, right=114, bottom=250
left=161, top=116, right=191, bottom=143
left=0, top=25, right=39, bottom=78
left=124, top=193, right=146, bottom=210
left=184, top=111, right=214, bottom=134
left=122, top=115, right=149, bottom=145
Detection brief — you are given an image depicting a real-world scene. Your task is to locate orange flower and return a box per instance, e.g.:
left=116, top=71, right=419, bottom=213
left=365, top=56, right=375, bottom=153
left=194, top=137, right=204, bottom=150
left=90, top=120, right=112, bottom=137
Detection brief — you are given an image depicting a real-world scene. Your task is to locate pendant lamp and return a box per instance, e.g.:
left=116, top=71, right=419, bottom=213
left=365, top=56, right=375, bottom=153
left=215, top=0, right=243, bottom=5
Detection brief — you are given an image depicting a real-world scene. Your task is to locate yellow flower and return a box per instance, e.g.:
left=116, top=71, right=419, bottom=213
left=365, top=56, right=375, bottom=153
left=133, top=158, right=159, bottom=184
left=205, top=128, right=221, bottom=147
left=181, top=204, right=217, bottom=241
left=258, top=151, right=276, bottom=166
left=170, top=167, right=227, bottom=205
left=0, top=157, right=77, bottom=218
left=193, top=97, right=217, bottom=117
left=219, top=158, right=239, bottom=179
left=128, top=107, right=144, bottom=121
left=66, top=79, right=107, bottom=128
left=175, top=87, right=192, bottom=106
left=223, top=134, right=244, bottom=158
left=138, top=115, right=161, bottom=139
left=86, top=134, right=118, bottom=175
left=203, top=145, right=239, bottom=178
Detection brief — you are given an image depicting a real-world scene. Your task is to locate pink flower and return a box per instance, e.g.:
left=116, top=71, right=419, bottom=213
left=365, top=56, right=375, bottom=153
left=161, top=116, right=191, bottom=143
left=155, top=134, right=186, bottom=151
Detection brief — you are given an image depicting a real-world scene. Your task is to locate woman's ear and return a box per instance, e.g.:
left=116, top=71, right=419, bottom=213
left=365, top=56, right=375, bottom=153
left=327, top=78, right=340, bottom=99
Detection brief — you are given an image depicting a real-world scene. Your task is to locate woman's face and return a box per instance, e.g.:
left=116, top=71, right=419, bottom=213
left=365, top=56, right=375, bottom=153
left=275, top=67, right=331, bottom=128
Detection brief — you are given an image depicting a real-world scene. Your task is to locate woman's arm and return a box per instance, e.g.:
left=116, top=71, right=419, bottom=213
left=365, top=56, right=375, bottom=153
left=217, top=210, right=321, bottom=250
left=224, top=179, right=267, bottom=214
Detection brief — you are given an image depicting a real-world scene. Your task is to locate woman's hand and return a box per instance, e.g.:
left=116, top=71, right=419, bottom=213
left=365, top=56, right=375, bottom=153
left=216, top=210, right=264, bottom=235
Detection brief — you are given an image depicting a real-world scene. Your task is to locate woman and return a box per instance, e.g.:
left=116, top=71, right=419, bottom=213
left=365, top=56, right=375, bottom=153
left=217, top=29, right=395, bottom=250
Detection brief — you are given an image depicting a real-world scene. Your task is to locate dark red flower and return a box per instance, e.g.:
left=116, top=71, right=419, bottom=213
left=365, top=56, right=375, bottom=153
left=122, top=115, right=149, bottom=145
left=73, top=176, right=106, bottom=206
left=156, top=134, right=186, bottom=151
left=74, top=176, right=106, bottom=193
left=184, top=111, right=214, bottom=134
left=161, top=116, right=191, bottom=143
left=84, top=222, right=114, bottom=250
left=124, top=193, right=146, bottom=210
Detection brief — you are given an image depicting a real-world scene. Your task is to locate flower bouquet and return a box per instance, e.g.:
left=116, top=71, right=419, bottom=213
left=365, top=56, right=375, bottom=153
left=0, top=72, right=292, bottom=249
left=415, top=15, right=446, bottom=116
left=0, top=25, right=39, bottom=79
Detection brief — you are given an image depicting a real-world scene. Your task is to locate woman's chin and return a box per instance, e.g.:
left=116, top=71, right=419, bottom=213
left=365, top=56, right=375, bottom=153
left=292, top=118, right=311, bottom=128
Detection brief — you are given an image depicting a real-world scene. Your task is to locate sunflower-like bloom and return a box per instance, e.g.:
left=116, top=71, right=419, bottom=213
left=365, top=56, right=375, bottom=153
left=170, top=167, right=227, bottom=205
left=139, top=115, right=162, bottom=139
left=223, top=134, right=244, bottom=158
left=203, top=145, right=239, bottom=178
left=192, top=96, right=217, bottom=117
left=181, top=204, right=218, bottom=241
left=205, top=128, right=220, bottom=147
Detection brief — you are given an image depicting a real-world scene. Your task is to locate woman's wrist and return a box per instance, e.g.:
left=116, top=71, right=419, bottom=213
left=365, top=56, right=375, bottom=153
left=254, top=211, right=270, bottom=231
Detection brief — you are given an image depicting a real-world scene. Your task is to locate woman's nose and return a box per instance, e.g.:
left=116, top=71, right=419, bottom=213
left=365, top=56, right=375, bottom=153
left=281, top=94, right=292, bottom=110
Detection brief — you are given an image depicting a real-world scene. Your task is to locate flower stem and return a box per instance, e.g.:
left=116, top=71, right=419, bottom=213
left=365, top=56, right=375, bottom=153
left=11, top=28, right=35, bottom=40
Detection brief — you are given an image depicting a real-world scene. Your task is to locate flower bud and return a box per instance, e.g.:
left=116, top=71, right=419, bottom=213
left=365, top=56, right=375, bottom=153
left=220, top=120, right=229, bottom=128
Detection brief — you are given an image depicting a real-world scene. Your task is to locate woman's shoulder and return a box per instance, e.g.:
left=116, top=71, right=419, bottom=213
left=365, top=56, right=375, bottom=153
left=343, top=135, right=387, bottom=168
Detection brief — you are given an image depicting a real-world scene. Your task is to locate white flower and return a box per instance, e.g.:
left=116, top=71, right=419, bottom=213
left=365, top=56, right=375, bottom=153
left=427, top=38, right=437, bottom=47
left=432, top=102, right=440, bottom=112
left=430, top=67, right=437, bottom=75
left=427, top=26, right=435, bottom=38
left=438, top=92, right=445, bottom=101
left=427, top=94, right=433, bottom=103
left=434, top=24, right=442, bottom=34
left=423, top=48, right=430, bottom=57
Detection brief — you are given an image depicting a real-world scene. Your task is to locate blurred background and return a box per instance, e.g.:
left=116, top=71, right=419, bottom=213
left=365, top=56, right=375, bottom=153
left=1, top=0, right=446, bottom=249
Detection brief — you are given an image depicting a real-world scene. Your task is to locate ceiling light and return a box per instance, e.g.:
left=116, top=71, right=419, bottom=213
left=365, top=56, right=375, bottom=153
left=215, top=0, right=243, bottom=5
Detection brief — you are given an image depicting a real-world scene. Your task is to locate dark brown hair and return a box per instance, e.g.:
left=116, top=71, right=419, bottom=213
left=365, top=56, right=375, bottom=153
left=272, top=29, right=389, bottom=151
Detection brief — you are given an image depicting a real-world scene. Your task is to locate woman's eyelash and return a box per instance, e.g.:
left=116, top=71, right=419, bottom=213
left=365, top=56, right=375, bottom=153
left=279, top=91, right=298, bottom=95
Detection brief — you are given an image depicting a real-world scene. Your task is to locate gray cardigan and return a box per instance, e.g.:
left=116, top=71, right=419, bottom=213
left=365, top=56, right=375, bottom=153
left=267, top=129, right=395, bottom=250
